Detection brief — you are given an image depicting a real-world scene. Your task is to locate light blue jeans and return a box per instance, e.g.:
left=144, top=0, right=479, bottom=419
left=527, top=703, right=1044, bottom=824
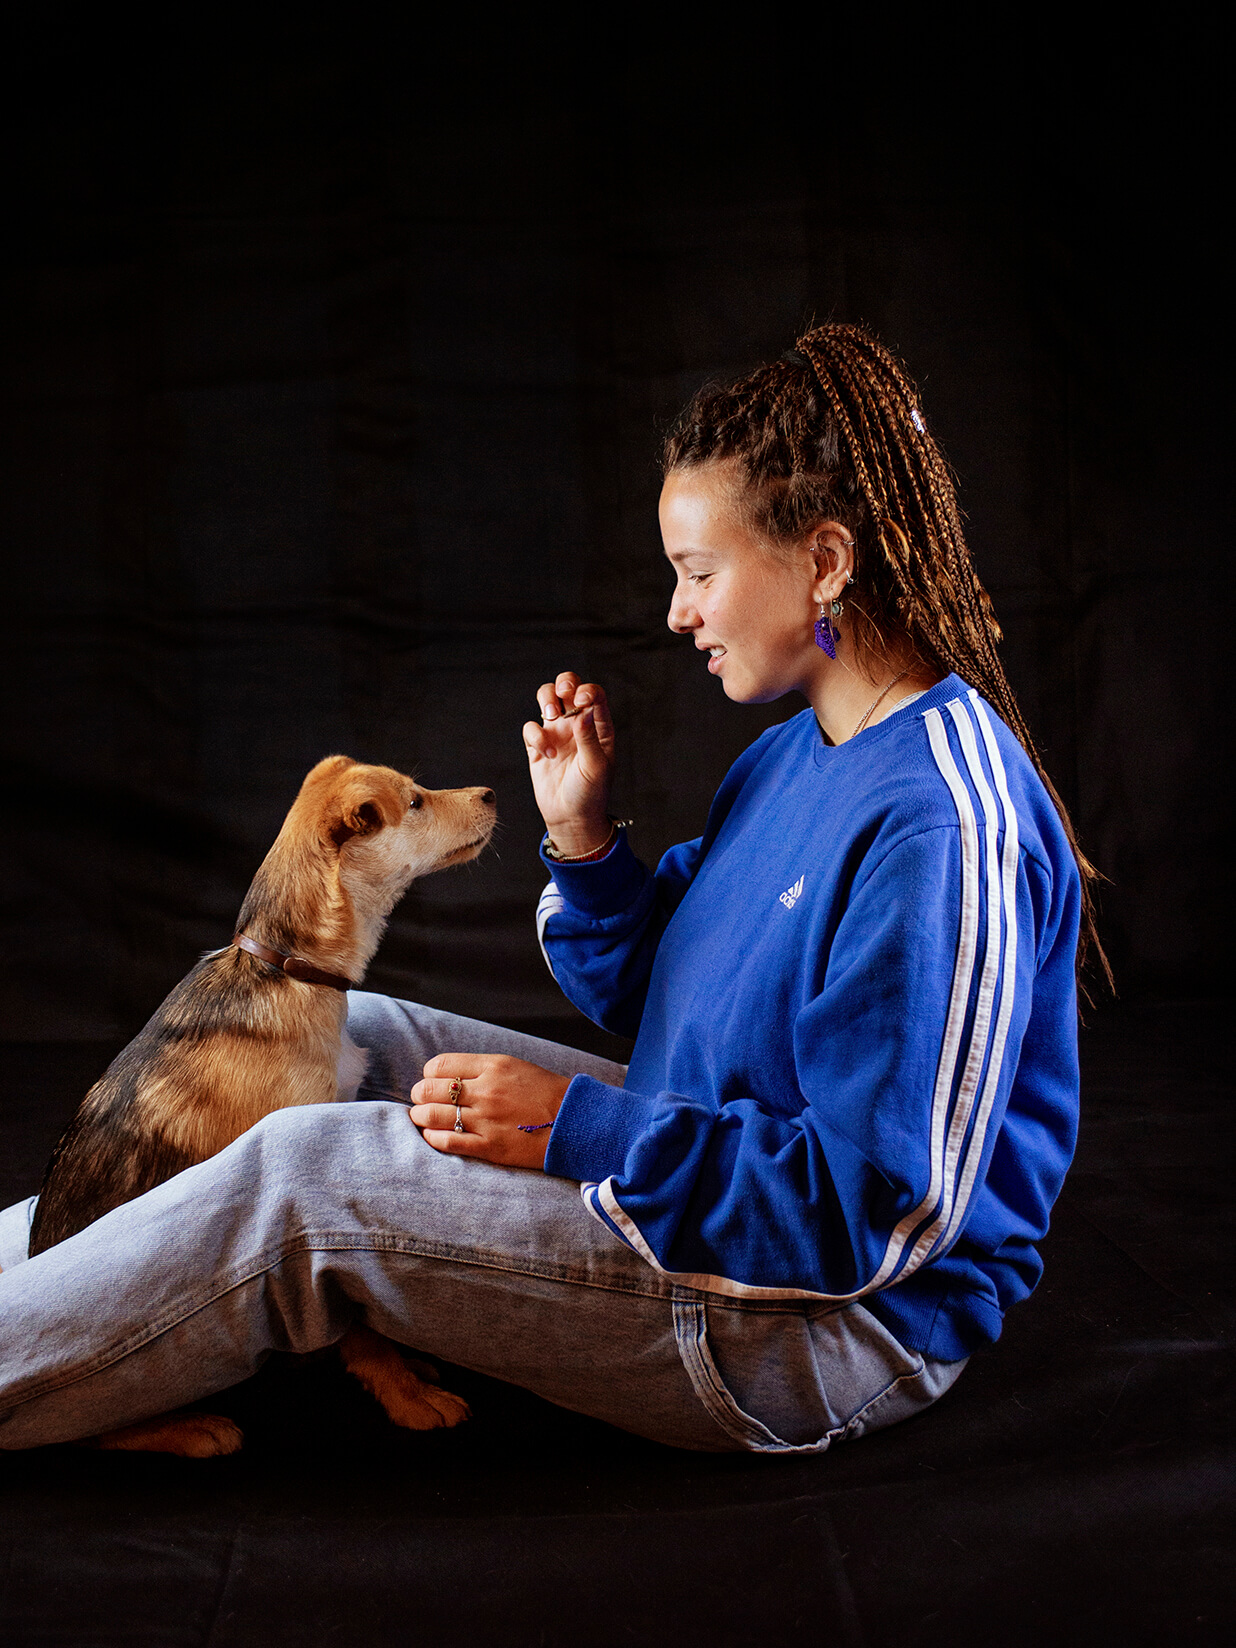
left=0, top=993, right=964, bottom=1453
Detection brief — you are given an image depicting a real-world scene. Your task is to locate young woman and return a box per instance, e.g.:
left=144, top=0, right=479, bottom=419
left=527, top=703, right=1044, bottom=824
left=0, top=325, right=1095, bottom=1456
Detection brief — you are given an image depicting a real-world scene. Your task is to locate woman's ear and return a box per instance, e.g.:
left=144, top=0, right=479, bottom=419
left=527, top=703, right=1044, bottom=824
left=809, top=522, right=856, bottom=603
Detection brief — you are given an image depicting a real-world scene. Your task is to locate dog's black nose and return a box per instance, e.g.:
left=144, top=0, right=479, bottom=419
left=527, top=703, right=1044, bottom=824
left=480, top=789, right=496, bottom=805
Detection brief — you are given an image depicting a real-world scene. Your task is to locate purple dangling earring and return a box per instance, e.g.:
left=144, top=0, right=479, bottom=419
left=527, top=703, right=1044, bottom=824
left=814, top=597, right=843, bottom=660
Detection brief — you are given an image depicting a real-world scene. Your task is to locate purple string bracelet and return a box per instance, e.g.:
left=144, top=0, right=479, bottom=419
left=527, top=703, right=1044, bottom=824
left=517, top=1121, right=553, bottom=1133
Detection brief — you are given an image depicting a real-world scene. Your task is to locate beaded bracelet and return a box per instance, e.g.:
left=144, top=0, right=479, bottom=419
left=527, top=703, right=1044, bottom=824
left=543, top=818, right=631, bottom=863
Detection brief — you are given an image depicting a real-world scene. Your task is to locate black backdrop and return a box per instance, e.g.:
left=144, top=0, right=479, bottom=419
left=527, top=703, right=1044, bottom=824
left=1, top=23, right=1227, bottom=1047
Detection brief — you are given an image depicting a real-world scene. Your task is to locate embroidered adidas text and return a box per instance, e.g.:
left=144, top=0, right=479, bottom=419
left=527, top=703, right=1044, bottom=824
left=779, top=876, right=805, bottom=909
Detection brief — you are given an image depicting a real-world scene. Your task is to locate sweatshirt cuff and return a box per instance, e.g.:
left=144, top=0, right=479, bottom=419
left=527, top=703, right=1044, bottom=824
left=544, top=1073, right=660, bottom=1182
left=539, top=832, right=650, bottom=919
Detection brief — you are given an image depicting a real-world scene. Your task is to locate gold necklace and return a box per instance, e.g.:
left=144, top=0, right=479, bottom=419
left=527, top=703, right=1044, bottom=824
left=851, top=670, right=910, bottom=740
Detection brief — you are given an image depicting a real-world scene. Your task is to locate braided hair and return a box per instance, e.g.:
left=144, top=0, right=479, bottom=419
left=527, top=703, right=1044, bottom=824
left=663, top=322, right=1110, bottom=995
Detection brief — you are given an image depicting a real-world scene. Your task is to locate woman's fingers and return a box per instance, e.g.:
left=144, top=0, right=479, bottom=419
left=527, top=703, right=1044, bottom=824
left=409, top=1069, right=486, bottom=1149
left=408, top=1103, right=452, bottom=1130
left=409, top=1075, right=488, bottom=1153
left=409, top=1068, right=481, bottom=1118
left=413, top=1057, right=519, bottom=1106
left=537, top=672, right=580, bottom=721
left=589, top=689, right=615, bottom=753
left=422, top=1054, right=483, bottom=1080
left=569, top=702, right=605, bottom=772
left=562, top=690, right=614, bottom=783
left=408, top=1103, right=471, bottom=1132
left=535, top=673, right=611, bottom=724
left=409, top=1068, right=479, bottom=1106
left=556, top=681, right=604, bottom=718
left=526, top=680, right=615, bottom=824
left=523, top=720, right=552, bottom=760
left=533, top=677, right=610, bottom=729
left=408, top=1055, right=567, bottom=1170
left=522, top=717, right=579, bottom=762
left=417, top=1127, right=491, bottom=1157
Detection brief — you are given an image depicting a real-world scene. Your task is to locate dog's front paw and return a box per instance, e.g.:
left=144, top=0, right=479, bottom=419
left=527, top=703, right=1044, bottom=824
left=89, top=1411, right=244, bottom=1457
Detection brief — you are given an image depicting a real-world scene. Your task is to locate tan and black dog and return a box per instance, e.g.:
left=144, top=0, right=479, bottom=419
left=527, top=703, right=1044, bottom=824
left=27, top=754, right=496, bottom=1456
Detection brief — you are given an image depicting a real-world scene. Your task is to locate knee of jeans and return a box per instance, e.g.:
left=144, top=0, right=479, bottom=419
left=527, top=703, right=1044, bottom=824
left=243, top=1102, right=369, bottom=1186
left=344, top=988, right=402, bottom=1046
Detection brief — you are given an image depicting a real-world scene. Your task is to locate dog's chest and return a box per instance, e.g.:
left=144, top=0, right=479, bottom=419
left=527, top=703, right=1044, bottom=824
left=335, top=1030, right=370, bottom=1103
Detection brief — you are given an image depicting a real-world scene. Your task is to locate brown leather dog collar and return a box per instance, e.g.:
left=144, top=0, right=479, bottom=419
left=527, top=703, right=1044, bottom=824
left=233, top=934, right=354, bottom=992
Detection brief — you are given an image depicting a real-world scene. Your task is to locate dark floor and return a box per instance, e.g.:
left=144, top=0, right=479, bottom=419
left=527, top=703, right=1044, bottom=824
left=0, top=1002, right=1232, bottom=1647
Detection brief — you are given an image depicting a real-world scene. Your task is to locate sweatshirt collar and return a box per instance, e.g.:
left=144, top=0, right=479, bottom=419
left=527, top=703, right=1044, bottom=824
left=811, top=674, right=971, bottom=765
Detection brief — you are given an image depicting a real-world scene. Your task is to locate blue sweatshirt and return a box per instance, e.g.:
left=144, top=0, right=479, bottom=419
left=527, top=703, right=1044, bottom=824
left=537, top=677, right=1081, bottom=1363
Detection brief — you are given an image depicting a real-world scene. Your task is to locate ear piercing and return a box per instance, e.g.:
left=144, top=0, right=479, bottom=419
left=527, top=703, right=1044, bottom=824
left=814, top=593, right=845, bottom=659
left=813, top=574, right=855, bottom=660
left=814, top=603, right=839, bottom=659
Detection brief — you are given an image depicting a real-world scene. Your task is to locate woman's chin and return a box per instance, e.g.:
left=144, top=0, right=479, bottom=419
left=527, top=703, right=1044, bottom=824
left=719, top=673, right=794, bottom=707
left=720, top=676, right=762, bottom=704
left=709, top=655, right=786, bottom=705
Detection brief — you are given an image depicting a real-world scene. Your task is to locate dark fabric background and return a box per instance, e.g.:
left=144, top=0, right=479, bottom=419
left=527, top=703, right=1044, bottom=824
left=1, top=23, right=1227, bottom=1045
left=1, top=27, right=1232, bottom=1648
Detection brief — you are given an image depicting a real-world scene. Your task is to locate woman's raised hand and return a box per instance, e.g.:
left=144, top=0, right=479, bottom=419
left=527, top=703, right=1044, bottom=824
left=522, top=672, right=615, bottom=855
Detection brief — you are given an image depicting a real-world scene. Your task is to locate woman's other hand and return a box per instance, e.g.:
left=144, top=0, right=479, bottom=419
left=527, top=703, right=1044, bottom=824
left=522, top=672, right=615, bottom=855
left=408, top=1054, right=571, bottom=1170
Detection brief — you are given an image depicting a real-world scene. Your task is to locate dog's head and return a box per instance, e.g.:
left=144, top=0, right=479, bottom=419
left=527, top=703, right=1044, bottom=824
left=299, top=755, right=497, bottom=892
left=238, top=757, right=497, bottom=968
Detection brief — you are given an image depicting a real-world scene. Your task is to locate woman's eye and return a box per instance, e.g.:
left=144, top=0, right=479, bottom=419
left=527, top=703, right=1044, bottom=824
left=409, top=794, right=423, bottom=811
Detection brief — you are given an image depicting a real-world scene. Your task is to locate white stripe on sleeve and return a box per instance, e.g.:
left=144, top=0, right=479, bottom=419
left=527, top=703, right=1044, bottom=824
left=900, top=696, right=1011, bottom=1269
left=935, top=693, right=1022, bottom=1251
left=535, top=880, right=565, bottom=979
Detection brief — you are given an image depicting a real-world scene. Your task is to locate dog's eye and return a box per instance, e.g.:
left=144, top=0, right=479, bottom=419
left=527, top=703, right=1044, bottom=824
left=409, top=794, right=423, bottom=811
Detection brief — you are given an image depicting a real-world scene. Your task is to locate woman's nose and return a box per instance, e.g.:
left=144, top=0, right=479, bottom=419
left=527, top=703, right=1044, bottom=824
left=667, top=584, right=697, bottom=633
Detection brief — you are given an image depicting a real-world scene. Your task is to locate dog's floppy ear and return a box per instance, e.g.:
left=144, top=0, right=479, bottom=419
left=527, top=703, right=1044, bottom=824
left=331, top=800, right=383, bottom=847
left=327, top=768, right=408, bottom=849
